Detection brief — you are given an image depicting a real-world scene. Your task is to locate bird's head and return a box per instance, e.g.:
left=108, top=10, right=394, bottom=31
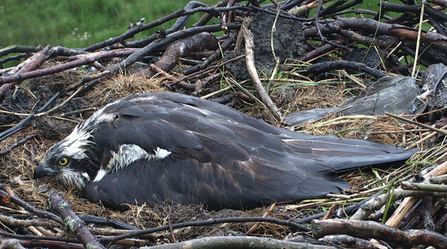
left=34, top=125, right=98, bottom=190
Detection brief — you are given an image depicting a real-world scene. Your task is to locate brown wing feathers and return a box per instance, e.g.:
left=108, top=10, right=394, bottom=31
left=37, top=92, right=416, bottom=210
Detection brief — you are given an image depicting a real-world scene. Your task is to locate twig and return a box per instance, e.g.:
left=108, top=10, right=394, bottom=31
left=241, top=25, right=282, bottom=121
left=0, top=51, right=114, bottom=85
left=350, top=161, right=447, bottom=225
left=170, top=53, right=246, bottom=87
left=401, top=181, right=447, bottom=192
left=78, top=214, right=139, bottom=230
left=412, top=1, right=425, bottom=77
left=386, top=112, right=447, bottom=135
left=61, top=108, right=97, bottom=118
left=385, top=162, right=447, bottom=227
left=351, top=180, right=447, bottom=220
left=0, top=230, right=79, bottom=244
left=321, top=234, right=388, bottom=249
left=37, top=79, right=100, bottom=116
left=0, top=45, right=41, bottom=57
left=266, top=5, right=281, bottom=93
left=184, top=31, right=238, bottom=75
left=294, top=192, right=384, bottom=224
left=246, top=203, right=276, bottom=235
left=85, top=6, right=244, bottom=51
left=370, top=129, right=430, bottom=134
left=0, top=93, right=59, bottom=142
left=304, top=60, right=387, bottom=79
left=0, top=213, right=59, bottom=228
left=167, top=206, right=176, bottom=243
left=429, top=174, right=447, bottom=184
left=407, top=123, right=447, bottom=149
left=322, top=203, right=340, bottom=219
left=0, top=134, right=36, bottom=156
left=103, top=217, right=310, bottom=246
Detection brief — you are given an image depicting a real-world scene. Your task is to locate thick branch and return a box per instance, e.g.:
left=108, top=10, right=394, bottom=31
left=0, top=46, right=49, bottom=103
left=312, top=219, right=447, bottom=248
left=49, top=191, right=105, bottom=249
left=106, top=24, right=225, bottom=75
left=304, top=17, right=447, bottom=46
left=142, top=236, right=337, bottom=249
left=134, top=32, right=218, bottom=78
left=102, top=217, right=310, bottom=245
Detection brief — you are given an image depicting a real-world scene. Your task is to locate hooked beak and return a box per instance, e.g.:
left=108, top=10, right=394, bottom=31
left=33, top=163, right=59, bottom=179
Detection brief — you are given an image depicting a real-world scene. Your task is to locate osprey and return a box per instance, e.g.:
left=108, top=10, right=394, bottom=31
left=34, top=92, right=416, bottom=210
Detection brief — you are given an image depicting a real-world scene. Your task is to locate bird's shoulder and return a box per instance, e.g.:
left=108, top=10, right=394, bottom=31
left=85, top=93, right=297, bottom=194
left=87, top=92, right=291, bottom=168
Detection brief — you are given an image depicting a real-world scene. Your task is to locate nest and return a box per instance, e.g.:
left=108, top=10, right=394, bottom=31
left=2, top=1, right=447, bottom=248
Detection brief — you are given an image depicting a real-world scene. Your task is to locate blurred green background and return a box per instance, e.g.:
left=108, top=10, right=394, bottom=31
left=0, top=1, right=390, bottom=49
left=0, top=0, right=217, bottom=48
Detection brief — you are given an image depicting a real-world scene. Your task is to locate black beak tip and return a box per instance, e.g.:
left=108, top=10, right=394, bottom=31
left=33, top=164, right=56, bottom=179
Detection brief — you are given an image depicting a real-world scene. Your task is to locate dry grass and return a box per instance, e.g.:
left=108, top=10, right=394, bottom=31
left=85, top=74, right=166, bottom=107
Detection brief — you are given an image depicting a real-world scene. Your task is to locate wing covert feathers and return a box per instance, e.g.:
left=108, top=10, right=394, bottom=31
left=76, top=92, right=416, bottom=210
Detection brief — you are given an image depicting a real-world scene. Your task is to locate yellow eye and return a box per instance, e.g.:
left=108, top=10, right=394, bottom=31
left=58, top=157, right=68, bottom=166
